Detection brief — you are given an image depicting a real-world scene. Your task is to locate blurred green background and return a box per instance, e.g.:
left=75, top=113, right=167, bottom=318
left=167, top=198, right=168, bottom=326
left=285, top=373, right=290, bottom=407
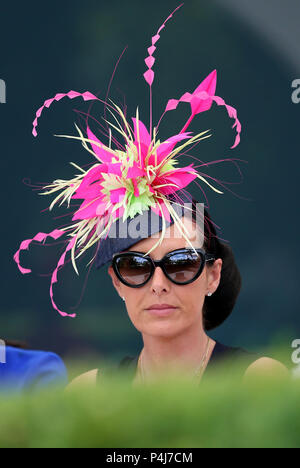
left=1, top=0, right=299, bottom=367
left=0, top=364, right=299, bottom=448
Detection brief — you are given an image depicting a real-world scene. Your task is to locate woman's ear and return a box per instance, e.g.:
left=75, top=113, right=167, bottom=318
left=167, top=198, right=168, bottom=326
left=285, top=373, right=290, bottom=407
left=206, top=258, right=222, bottom=294
left=108, top=265, right=122, bottom=297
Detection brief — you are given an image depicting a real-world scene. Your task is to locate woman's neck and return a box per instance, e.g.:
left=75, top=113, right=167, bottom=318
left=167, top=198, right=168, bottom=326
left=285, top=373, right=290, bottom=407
left=137, top=323, right=216, bottom=380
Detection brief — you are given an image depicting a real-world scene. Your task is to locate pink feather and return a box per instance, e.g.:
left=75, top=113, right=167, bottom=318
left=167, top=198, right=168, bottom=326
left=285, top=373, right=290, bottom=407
left=32, top=90, right=98, bottom=137
left=13, top=229, right=66, bottom=274
left=143, top=3, right=184, bottom=87
left=49, top=236, right=77, bottom=317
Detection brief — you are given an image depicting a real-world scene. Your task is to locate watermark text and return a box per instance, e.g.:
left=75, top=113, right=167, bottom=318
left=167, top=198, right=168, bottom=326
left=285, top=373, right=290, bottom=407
left=291, top=79, right=300, bottom=103
left=96, top=202, right=205, bottom=247
left=291, top=339, right=300, bottom=364
left=0, top=79, right=6, bottom=104
left=0, top=339, right=6, bottom=363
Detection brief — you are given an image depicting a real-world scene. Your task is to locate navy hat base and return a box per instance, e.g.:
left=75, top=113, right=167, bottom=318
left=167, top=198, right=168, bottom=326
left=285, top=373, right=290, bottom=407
left=95, top=193, right=197, bottom=269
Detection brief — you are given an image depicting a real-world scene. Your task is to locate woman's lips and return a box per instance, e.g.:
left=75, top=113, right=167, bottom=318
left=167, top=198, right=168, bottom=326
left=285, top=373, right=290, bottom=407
left=145, top=304, right=178, bottom=316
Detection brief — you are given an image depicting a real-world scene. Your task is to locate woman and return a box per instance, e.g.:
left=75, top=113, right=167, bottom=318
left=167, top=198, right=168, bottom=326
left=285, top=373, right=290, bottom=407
left=68, top=200, right=288, bottom=388
left=13, top=5, right=288, bottom=388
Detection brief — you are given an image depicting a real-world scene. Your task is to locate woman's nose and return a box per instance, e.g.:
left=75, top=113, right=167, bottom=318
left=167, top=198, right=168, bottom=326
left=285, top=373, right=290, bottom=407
left=150, top=266, right=170, bottom=294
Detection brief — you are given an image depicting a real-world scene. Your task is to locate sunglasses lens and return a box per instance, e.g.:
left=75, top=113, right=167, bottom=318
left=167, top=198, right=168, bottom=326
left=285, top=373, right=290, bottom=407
left=115, top=255, right=152, bottom=286
left=164, top=251, right=202, bottom=283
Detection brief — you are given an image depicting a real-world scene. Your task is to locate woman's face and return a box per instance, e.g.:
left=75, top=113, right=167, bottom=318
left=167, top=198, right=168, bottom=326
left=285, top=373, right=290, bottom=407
left=108, top=217, right=222, bottom=338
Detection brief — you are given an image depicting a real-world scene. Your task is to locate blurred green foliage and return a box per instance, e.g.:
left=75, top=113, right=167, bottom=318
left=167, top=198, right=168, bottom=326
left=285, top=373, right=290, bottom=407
left=0, top=352, right=299, bottom=448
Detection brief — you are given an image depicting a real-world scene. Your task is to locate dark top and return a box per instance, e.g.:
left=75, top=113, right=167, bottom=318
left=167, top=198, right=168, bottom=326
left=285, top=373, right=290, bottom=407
left=98, top=340, right=261, bottom=384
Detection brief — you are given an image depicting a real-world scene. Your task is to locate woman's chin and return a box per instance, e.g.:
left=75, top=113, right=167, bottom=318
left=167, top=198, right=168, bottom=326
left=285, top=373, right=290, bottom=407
left=142, top=320, right=185, bottom=337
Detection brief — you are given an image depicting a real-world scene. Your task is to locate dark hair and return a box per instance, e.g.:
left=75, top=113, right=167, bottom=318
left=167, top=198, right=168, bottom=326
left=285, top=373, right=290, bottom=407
left=190, top=199, right=242, bottom=331
left=3, top=339, right=29, bottom=349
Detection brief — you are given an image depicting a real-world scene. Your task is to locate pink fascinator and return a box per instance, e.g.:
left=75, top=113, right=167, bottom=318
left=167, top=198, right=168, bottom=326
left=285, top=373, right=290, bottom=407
left=14, top=4, right=242, bottom=317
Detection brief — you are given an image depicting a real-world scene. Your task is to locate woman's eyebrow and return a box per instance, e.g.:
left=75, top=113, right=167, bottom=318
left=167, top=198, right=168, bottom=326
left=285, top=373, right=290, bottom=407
left=127, top=249, right=177, bottom=257
left=126, top=250, right=148, bottom=255
left=127, top=250, right=157, bottom=257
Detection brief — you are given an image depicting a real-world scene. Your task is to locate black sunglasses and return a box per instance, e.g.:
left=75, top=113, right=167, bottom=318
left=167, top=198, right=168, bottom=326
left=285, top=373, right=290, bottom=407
left=112, top=248, right=216, bottom=287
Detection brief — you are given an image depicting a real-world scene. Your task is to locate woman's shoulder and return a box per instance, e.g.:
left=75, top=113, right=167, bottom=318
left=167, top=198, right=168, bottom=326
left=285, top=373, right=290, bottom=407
left=243, top=356, right=289, bottom=380
left=216, top=340, right=289, bottom=379
left=65, top=356, right=136, bottom=390
left=65, top=369, right=99, bottom=390
left=208, top=340, right=289, bottom=380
